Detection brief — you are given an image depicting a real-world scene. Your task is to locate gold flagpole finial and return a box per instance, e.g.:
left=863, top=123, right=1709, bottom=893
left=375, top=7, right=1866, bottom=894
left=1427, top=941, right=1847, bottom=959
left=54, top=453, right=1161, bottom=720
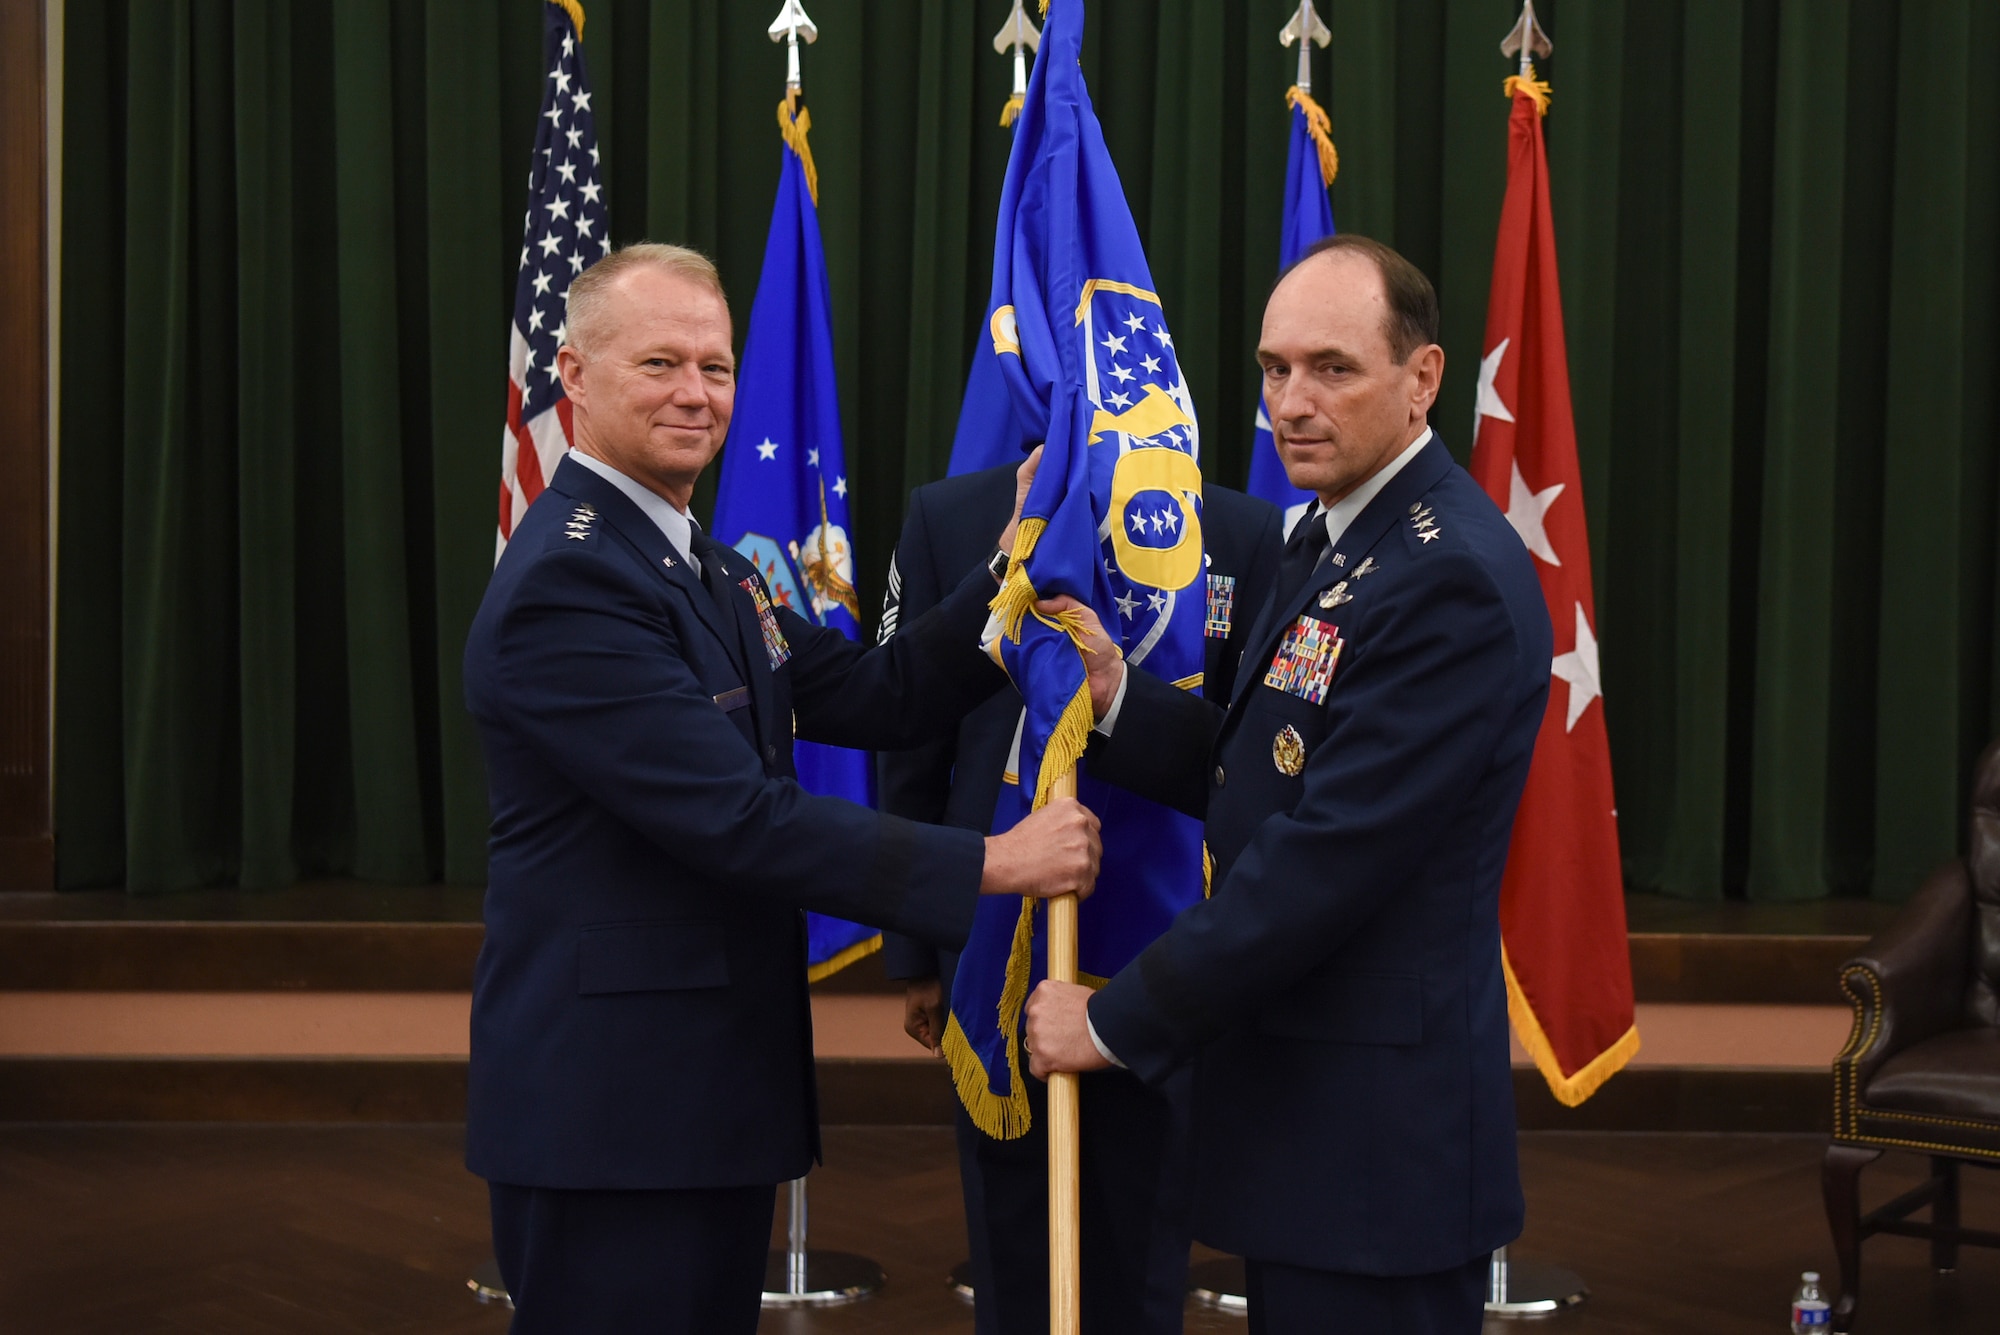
left=992, top=0, right=1043, bottom=127
left=1500, top=0, right=1554, bottom=113
left=1277, top=0, right=1331, bottom=96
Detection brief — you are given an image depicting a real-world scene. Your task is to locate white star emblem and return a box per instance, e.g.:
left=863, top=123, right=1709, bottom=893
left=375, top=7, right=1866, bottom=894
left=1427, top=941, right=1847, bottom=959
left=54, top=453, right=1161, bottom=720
left=1123, top=313, right=1146, bottom=333
left=566, top=125, right=583, bottom=149
left=528, top=308, right=545, bottom=332
left=557, top=160, right=577, bottom=184
left=1107, top=390, right=1133, bottom=409
left=1128, top=512, right=1147, bottom=533
left=590, top=145, right=600, bottom=165
left=1550, top=602, right=1602, bottom=732
left=1141, top=354, right=1162, bottom=375
left=756, top=438, right=779, bottom=461
left=545, top=360, right=562, bottom=382
left=575, top=216, right=595, bottom=239
left=1151, top=325, right=1173, bottom=347
left=543, top=105, right=563, bottom=129
left=1110, top=364, right=1134, bottom=383
left=1475, top=338, right=1516, bottom=441
left=561, top=32, right=573, bottom=56
left=1100, top=331, right=1127, bottom=354
left=538, top=234, right=562, bottom=258
left=1115, top=592, right=1139, bottom=619
left=571, top=90, right=593, bottom=114
left=553, top=321, right=567, bottom=344
left=1149, top=513, right=1164, bottom=534
left=552, top=67, right=572, bottom=94
left=833, top=476, right=848, bottom=498
left=807, top=448, right=820, bottom=467
left=545, top=197, right=571, bottom=221
left=1146, top=591, right=1168, bottom=614
left=580, top=180, right=602, bottom=204
left=567, top=249, right=585, bottom=274
left=1505, top=459, right=1565, bottom=566
left=1162, top=508, right=1179, bottom=533
left=519, top=245, right=529, bottom=269
left=532, top=270, right=552, bottom=296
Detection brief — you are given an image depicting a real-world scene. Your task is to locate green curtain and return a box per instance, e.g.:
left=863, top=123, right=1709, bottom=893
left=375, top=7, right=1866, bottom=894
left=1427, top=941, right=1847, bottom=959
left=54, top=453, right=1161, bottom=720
left=55, top=0, right=2000, bottom=901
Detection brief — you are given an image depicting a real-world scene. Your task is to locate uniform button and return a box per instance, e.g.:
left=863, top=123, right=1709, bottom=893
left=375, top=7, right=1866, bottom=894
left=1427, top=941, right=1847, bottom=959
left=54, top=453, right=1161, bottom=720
left=1213, top=765, right=1226, bottom=787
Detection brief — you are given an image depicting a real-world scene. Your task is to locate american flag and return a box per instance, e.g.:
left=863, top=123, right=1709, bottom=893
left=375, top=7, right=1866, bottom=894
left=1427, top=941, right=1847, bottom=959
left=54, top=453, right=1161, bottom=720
left=497, top=1, right=610, bottom=560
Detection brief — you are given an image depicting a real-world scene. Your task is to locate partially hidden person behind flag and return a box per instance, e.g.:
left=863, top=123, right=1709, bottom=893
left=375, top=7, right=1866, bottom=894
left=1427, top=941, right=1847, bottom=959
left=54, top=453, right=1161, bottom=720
left=1466, top=61, right=1638, bottom=1106
left=1025, top=234, right=1553, bottom=1334
left=710, top=86, right=881, bottom=983
left=462, top=242, right=1104, bottom=1335
left=878, top=462, right=1281, bottom=1333
left=1244, top=84, right=1339, bottom=535
left=936, top=1, right=1229, bottom=1328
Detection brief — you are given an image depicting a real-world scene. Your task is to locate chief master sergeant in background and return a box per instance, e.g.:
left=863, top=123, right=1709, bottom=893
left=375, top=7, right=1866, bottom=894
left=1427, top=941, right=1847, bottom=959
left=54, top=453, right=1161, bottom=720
left=1025, top=234, right=1555, bottom=1335
left=876, top=461, right=1282, bottom=1335
left=461, top=242, right=1103, bottom=1335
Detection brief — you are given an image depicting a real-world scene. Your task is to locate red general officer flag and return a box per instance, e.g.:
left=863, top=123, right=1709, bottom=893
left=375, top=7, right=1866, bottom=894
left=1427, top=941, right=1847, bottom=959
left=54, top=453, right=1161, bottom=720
left=1467, top=67, right=1638, bottom=1106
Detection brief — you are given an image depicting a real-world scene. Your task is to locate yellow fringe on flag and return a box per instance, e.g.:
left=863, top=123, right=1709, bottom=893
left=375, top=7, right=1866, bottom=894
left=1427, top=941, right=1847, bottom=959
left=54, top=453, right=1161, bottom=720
left=999, top=92, right=1025, bottom=127
left=1501, top=944, right=1639, bottom=1107
left=942, top=897, right=1040, bottom=1140
left=1504, top=63, right=1552, bottom=116
left=804, top=932, right=882, bottom=983
left=552, top=0, right=586, bottom=41
left=987, top=517, right=1047, bottom=642
left=1284, top=86, right=1339, bottom=187
left=1201, top=842, right=1213, bottom=898
left=1032, top=681, right=1095, bottom=812
left=777, top=89, right=821, bottom=207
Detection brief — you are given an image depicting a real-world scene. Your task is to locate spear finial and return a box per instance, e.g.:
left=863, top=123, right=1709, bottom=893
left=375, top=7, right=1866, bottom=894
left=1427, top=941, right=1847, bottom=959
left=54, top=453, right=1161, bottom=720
left=993, top=0, right=1042, bottom=127
left=767, top=0, right=818, bottom=91
left=1277, top=0, right=1331, bottom=95
left=1500, top=0, right=1553, bottom=79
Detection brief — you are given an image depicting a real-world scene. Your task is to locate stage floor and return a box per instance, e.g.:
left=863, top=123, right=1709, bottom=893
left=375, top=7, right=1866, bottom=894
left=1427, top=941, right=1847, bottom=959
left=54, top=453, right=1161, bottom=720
left=0, top=1125, right=1990, bottom=1333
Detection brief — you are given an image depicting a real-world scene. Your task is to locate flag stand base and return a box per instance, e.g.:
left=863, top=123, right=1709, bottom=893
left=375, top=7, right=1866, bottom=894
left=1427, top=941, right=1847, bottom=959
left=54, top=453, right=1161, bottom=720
left=1485, top=1246, right=1588, bottom=1317
left=760, top=1176, right=884, bottom=1308
left=948, top=1258, right=977, bottom=1303
left=1187, top=1256, right=1248, bottom=1313
left=466, top=1258, right=512, bottom=1309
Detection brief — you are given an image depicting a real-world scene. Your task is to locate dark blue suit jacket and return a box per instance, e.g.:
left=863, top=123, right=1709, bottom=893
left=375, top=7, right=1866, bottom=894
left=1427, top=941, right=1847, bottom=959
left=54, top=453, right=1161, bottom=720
left=1086, top=435, right=1551, bottom=1276
left=877, top=465, right=1285, bottom=983
left=463, top=455, right=1005, bottom=1190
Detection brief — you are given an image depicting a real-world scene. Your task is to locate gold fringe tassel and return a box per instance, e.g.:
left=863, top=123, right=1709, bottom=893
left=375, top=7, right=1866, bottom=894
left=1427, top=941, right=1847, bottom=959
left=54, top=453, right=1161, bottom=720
left=804, top=932, right=882, bottom=984
left=552, top=0, right=586, bottom=42
left=1503, top=63, right=1552, bottom=116
left=999, top=92, right=1025, bottom=127
left=987, top=517, right=1047, bottom=643
left=1501, top=944, right=1639, bottom=1107
left=1284, top=86, right=1339, bottom=187
left=1201, top=842, right=1213, bottom=898
left=942, top=897, right=1041, bottom=1140
left=1032, top=680, right=1095, bottom=812
left=777, top=88, right=821, bottom=207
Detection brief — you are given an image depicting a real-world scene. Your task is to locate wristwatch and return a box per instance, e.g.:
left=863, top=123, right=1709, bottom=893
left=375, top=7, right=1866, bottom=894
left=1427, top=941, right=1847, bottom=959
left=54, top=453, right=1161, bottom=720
left=986, top=547, right=1012, bottom=583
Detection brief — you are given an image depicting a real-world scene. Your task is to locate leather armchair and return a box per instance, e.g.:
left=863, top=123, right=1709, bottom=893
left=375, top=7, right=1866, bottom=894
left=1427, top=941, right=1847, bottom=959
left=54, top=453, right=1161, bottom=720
left=1824, top=738, right=2000, bottom=1330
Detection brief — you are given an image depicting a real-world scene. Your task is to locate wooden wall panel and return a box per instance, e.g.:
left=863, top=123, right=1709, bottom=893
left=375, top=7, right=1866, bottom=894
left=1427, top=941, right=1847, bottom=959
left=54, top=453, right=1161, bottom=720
left=0, top=0, right=52, bottom=890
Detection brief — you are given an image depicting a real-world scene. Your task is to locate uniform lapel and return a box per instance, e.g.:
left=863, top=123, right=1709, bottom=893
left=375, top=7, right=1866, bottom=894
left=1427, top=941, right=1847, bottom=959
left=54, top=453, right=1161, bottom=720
left=691, top=537, right=781, bottom=727
left=546, top=456, right=737, bottom=658
left=1230, top=436, right=1457, bottom=711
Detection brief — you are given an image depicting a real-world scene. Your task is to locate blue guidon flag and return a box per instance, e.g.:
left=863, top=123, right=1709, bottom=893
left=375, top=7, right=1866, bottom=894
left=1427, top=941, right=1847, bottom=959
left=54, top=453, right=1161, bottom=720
left=1245, top=85, right=1338, bottom=533
left=944, top=0, right=1208, bottom=1140
left=710, top=91, right=881, bottom=982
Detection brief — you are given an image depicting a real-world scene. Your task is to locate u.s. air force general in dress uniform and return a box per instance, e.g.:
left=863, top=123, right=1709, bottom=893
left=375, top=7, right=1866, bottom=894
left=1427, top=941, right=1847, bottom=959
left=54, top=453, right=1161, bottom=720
left=1069, top=424, right=1552, bottom=1330
left=462, top=447, right=1015, bottom=1331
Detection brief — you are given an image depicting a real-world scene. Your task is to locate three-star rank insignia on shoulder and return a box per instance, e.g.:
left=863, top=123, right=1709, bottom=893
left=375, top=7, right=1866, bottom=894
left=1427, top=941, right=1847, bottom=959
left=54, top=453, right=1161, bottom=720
left=1264, top=614, right=1344, bottom=706
left=564, top=503, right=598, bottom=541
left=1272, top=723, right=1307, bottom=777
left=1205, top=573, right=1236, bottom=639
left=1409, top=501, right=1442, bottom=543
left=738, top=575, right=791, bottom=671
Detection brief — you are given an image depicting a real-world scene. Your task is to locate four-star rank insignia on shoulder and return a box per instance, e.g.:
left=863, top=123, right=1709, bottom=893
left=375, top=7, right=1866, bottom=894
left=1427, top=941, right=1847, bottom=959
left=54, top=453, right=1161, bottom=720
left=1264, top=614, right=1343, bottom=706
left=738, top=576, right=791, bottom=671
left=564, top=503, right=598, bottom=541
left=1409, top=500, right=1442, bottom=543
left=1205, top=572, right=1236, bottom=639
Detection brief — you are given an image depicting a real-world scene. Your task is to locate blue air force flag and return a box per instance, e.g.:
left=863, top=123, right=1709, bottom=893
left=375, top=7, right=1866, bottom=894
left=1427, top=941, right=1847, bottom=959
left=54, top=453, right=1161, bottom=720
left=1245, top=92, right=1338, bottom=530
left=943, top=0, right=1207, bottom=1139
left=710, top=106, right=880, bottom=981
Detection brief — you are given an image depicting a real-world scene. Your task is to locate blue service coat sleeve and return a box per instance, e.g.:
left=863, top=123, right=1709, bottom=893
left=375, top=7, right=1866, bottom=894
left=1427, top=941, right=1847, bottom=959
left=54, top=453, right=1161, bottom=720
left=1086, top=668, right=1222, bottom=820
left=490, top=542, right=987, bottom=948
left=1088, top=549, right=1527, bottom=1085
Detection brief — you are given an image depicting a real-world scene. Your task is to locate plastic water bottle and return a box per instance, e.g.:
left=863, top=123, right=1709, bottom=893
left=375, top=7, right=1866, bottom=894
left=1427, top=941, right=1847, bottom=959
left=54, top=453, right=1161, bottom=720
left=1791, top=1272, right=1830, bottom=1331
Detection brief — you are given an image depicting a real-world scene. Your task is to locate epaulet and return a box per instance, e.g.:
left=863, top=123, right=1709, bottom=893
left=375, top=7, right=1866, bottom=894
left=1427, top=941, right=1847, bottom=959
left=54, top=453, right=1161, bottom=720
left=555, top=500, right=600, bottom=547
left=1404, top=498, right=1446, bottom=550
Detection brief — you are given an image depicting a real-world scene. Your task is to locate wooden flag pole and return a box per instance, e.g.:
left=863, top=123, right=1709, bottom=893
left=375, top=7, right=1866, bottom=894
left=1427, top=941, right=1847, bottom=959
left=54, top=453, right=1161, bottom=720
left=1046, top=771, right=1082, bottom=1335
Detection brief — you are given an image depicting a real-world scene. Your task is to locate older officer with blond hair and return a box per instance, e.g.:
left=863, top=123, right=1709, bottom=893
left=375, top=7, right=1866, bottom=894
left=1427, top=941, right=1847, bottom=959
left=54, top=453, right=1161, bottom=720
left=463, top=243, right=1101, bottom=1335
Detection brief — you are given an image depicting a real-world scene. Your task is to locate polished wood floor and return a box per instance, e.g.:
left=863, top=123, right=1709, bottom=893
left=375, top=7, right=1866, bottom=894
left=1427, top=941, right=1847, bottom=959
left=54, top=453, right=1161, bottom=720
left=0, top=1125, right=1992, bottom=1333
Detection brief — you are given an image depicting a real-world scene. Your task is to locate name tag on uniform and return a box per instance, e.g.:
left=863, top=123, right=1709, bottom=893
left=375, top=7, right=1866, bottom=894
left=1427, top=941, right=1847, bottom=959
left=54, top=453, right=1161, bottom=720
left=1205, top=573, right=1236, bottom=639
left=1264, top=614, right=1342, bottom=706
left=738, top=577, right=791, bottom=670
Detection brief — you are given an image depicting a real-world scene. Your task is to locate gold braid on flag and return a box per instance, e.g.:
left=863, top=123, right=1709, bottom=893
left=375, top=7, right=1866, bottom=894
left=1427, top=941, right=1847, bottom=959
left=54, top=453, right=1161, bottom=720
left=987, top=517, right=1046, bottom=641
left=804, top=933, right=882, bottom=983
left=942, top=899, right=1040, bottom=1139
left=1284, top=86, right=1339, bottom=187
left=777, top=88, right=821, bottom=206
left=1503, top=63, right=1552, bottom=115
left=1000, top=92, right=1025, bottom=127
left=1502, top=944, right=1639, bottom=1106
left=553, top=0, right=586, bottom=40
